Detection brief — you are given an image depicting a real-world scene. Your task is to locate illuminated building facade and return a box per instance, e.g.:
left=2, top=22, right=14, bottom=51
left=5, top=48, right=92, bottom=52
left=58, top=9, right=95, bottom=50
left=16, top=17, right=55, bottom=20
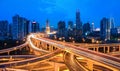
left=75, top=10, right=82, bottom=36
left=46, top=19, right=50, bottom=34
left=0, top=20, right=9, bottom=40
left=12, top=15, right=30, bottom=40
left=100, top=17, right=110, bottom=41
left=31, top=21, right=40, bottom=33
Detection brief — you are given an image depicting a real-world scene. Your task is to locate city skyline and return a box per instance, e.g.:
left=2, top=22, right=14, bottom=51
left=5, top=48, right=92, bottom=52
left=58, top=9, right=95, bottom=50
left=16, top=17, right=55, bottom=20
left=0, top=0, right=120, bottom=28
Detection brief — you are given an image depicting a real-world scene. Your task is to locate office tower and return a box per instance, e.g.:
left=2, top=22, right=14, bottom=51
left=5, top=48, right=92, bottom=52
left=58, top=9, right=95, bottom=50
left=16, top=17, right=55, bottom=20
left=76, top=10, right=82, bottom=36
left=83, top=22, right=91, bottom=36
left=12, top=15, right=30, bottom=40
left=110, top=17, right=115, bottom=29
left=46, top=19, right=50, bottom=34
left=8, top=24, right=12, bottom=39
left=31, top=21, right=40, bottom=33
left=91, top=22, right=94, bottom=32
left=100, top=17, right=111, bottom=41
left=68, top=21, right=73, bottom=37
left=23, top=20, right=30, bottom=37
left=12, top=15, right=19, bottom=40
left=0, top=20, right=8, bottom=40
left=68, top=21, right=73, bottom=31
left=58, top=21, right=66, bottom=37
left=111, top=27, right=120, bottom=38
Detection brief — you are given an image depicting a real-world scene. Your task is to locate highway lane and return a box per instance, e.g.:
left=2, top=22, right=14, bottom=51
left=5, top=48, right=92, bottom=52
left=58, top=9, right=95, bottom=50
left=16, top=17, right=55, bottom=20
left=1, top=33, right=119, bottom=70
left=63, top=52, right=89, bottom=71
left=32, top=33, right=120, bottom=70
left=27, top=34, right=50, bottom=53
left=0, top=42, right=28, bottom=54
left=0, top=55, right=37, bottom=59
left=0, top=49, right=62, bottom=68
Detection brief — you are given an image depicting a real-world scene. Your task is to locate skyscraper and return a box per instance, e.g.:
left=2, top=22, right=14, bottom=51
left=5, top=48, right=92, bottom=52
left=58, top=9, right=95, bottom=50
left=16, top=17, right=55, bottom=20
left=12, top=15, right=19, bottom=40
left=58, top=21, right=66, bottom=37
left=68, top=21, right=74, bottom=37
left=46, top=19, right=50, bottom=34
left=23, top=19, right=30, bottom=37
left=91, top=22, right=95, bottom=32
left=8, top=24, right=12, bottom=39
left=0, top=20, right=8, bottom=40
left=31, top=21, right=40, bottom=33
left=12, top=15, right=30, bottom=40
left=100, top=17, right=111, bottom=41
left=68, top=21, right=73, bottom=31
left=76, top=10, right=82, bottom=36
left=83, top=22, right=91, bottom=36
left=110, top=17, right=115, bottom=29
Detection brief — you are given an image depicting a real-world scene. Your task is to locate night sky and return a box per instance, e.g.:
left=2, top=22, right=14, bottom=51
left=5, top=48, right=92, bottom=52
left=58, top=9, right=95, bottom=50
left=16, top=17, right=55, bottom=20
left=0, top=0, right=120, bottom=28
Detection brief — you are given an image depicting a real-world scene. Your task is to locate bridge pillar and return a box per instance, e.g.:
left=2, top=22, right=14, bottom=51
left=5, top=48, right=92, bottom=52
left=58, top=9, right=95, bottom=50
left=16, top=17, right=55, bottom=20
left=87, top=61, right=93, bottom=71
left=103, top=46, right=106, bottom=53
left=119, top=46, right=120, bottom=52
left=41, top=42, right=44, bottom=48
left=44, top=43, right=47, bottom=50
left=30, top=48, right=33, bottom=54
left=54, top=63, right=60, bottom=71
left=107, top=46, right=110, bottom=53
left=36, top=41, right=40, bottom=48
left=9, top=56, right=13, bottom=61
left=93, top=48, right=95, bottom=51
left=96, top=47, right=99, bottom=52
left=44, top=43, right=46, bottom=50
left=50, top=45, right=53, bottom=52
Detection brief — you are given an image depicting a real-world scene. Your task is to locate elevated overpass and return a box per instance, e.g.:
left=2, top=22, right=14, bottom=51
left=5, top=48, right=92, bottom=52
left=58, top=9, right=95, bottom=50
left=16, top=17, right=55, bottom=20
left=29, top=33, right=120, bottom=71
left=0, top=42, right=28, bottom=54
left=0, top=33, right=120, bottom=71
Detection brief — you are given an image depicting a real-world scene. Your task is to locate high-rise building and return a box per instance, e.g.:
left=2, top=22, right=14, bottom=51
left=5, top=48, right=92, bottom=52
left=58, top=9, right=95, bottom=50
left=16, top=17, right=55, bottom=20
left=68, top=21, right=74, bottom=37
left=100, top=17, right=111, bottom=41
left=57, top=21, right=66, bottom=37
left=23, top=19, right=30, bottom=37
left=46, top=19, right=50, bottom=34
left=91, top=22, right=95, bottom=32
left=12, top=15, right=30, bottom=40
left=31, top=21, right=40, bottom=33
left=0, top=20, right=9, bottom=40
left=68, top=21, right=73, bottom=31
left=111, top=27, right=120, bottom=38
left=75, top=10, right=82, bottom=36
left=83, top=22, right=91, bottom=36
left=110, top=17, right=115, bottom=29
left=8, top=24, right=12, bottom=39
left=12, top=15, right=19, bottom=40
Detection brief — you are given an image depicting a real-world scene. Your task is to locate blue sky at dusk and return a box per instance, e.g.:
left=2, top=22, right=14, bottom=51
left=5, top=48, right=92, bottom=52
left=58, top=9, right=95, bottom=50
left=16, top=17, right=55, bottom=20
left=0, top=0, right=120, bottom=28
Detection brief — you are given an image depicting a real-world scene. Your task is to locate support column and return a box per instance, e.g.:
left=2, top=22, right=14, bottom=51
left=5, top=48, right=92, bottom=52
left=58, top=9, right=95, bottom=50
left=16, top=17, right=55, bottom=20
left=43, top=43, right=46, bottom=49
left=36, top=41, right=39, bottom=48
left=107, top=46, right=110, bottom=53
left=54, top=63, right=60, bottom=71
left=9, top=56, right=13, bottom=61
left=45, top=44, right=47, bottom=50
left=50, top=45, right=53, bottom=52
left=8, top=52, right=10, bottom=55
left=30, top=48, right=33, bottom=53
left=119, top=46, right=120, bottom=52
left=103, top=46, right=106, bottom=53
left=96, top=47, right=99, bottom=52
left=93, top=47, right=95, bottom=51
left=87, top=61, right=93, bottom=71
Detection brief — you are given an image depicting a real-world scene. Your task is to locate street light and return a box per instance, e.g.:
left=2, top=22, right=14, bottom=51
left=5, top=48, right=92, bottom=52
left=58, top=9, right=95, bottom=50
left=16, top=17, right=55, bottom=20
left=54, top=35, right=57, bottom=40
left=23, top=38, right=26, bottom=42
left=59, top=38, right=62, bottom=41
left=16, top=41, right=19, bottom=44
left=73, top=41, right=75, bottom=43
left=4, top=43, right=7, bottom=46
